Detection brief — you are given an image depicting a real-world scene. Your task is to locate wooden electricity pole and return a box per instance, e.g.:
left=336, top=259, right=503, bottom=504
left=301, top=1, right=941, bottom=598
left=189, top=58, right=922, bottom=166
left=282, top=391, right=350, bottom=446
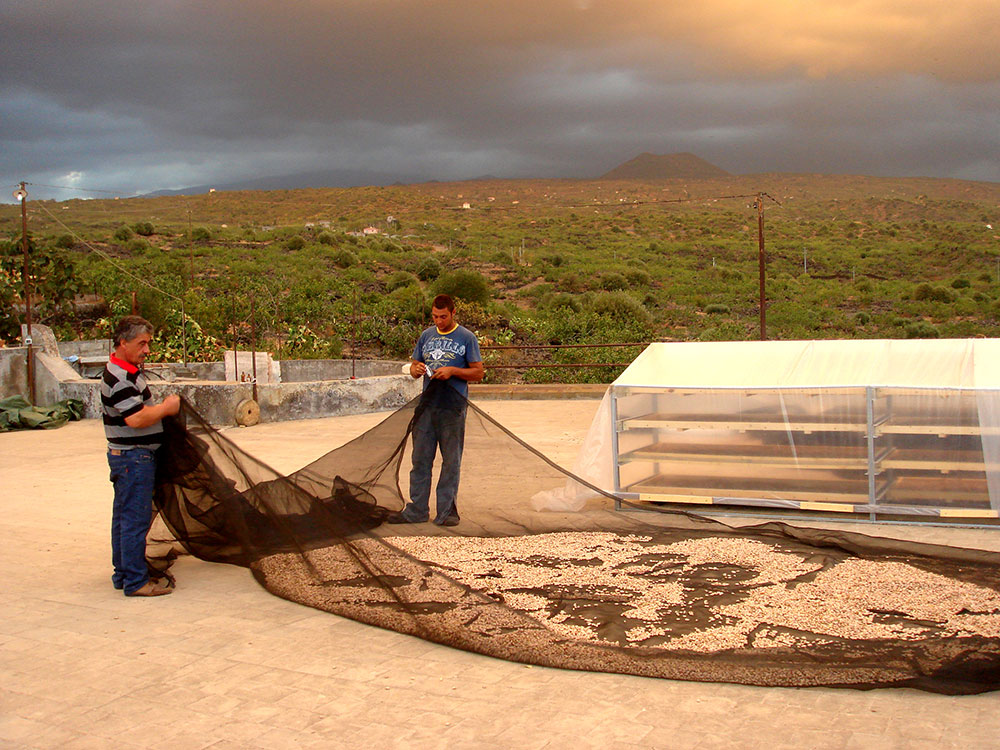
left=16, top=182, right=36, bottom=403
left=755, top=193, right=767, bottom=341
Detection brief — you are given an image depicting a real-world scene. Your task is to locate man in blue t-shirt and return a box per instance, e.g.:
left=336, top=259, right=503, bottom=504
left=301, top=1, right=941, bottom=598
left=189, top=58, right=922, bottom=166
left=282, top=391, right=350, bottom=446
left=388, top=294, right=483, bottom=526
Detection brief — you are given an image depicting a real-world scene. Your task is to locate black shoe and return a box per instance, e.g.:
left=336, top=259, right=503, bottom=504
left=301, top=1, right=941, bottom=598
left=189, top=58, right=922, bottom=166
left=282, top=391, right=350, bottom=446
left=387, top=511, right=427, bottom=524
left=434, top=514, right=460, bottom=527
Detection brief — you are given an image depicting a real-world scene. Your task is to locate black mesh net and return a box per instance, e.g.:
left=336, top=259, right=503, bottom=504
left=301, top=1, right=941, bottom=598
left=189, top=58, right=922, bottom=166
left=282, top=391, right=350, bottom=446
left=151, top=381, right=1000, bottom=694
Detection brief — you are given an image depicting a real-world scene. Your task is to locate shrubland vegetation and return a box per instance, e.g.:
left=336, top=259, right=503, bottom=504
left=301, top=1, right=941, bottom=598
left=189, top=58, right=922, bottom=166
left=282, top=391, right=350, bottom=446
left=1, top=174, right=998, bottom=383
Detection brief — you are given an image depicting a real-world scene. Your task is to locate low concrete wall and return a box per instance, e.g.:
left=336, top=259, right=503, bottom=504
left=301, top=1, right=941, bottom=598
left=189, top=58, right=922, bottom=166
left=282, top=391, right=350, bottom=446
left=1, top=343, right=419, bottom=423
left=56, top=371, right=104, bottom=417
left=0, top=347, right=29, bottom=399
left=40, top=367, right=421, bottom=425
left=34, top=353, right=90, bottom=409
left=154, top=374, right=420, bottom=425
left=144, top=361, right=226, bottom=381
left=280, top=359, right=407, bottom=382
left=254, top=375, right=419, bottom=421
left=121, top=358, right=403, bottom=383
left=58, top=339, right=112, bottom=358
left=3, top=346, right=601, bottom=424
left=469, top=383, right=608, bottom=400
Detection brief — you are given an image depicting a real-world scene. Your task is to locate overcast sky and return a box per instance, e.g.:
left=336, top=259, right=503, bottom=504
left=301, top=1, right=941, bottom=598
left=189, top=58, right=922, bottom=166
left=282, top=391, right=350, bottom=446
left=2, top=0, right=998, bottom=202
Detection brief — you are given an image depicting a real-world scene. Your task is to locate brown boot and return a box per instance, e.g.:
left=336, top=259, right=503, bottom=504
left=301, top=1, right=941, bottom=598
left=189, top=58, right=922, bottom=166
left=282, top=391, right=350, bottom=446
left=126, top=581, right=173, bottom=597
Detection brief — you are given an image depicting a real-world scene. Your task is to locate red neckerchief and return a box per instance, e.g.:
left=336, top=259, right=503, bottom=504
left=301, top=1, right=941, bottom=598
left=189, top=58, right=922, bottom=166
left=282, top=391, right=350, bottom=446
left=109, top=354, right=139, bottom=375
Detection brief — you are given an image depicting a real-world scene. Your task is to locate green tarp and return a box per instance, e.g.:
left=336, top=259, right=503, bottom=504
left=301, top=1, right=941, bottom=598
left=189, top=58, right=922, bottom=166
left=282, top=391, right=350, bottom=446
left=0, top=395, right=84, bottom=432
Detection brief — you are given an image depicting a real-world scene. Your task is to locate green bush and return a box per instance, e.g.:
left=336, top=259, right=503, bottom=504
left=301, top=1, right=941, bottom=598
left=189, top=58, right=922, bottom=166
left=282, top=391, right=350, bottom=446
left=286, top=235, right=306, bottom=251
left=113, top=225, right=133, bottom=242
left=126, top=238, right=149, bottom=254
left=557, top=272, right=584, bottom=293
left=855, top=278, right=873, bottom=293
left=453, top=301, right=500, bottom=329
left=389, top=284, right=426, bottom=323
left=905, top=320, right=941, bottom=338
left=415, top=256, right=442, bottom=281
left=588, top=291, right=650, bottom=324
left=132, top=221, right=154, bottom=237
left=539, top=292, right=582, bottom=313
left=341, top=267, right=375, bottom=286
left=146, top=308, right=225, bottom=363
left=600, top=272, right=629, bottom=291
left=951, top=277, right=971, bottom=289
left=0, top=236, right=79, bottom=341
left=317, top=231, right=336, bottom=245
left=331, top=248, right=358, bottom=268
left=433, top=269, right=491, bottom=306
left=704, top=303, right=731, bottom=314
left=54, top=234, right=75, bottom=249
left=953, top=297, right=977, bottom=316
left=519, top=282, right=553, bottom=300
left=913, top=282, right=955, bottom=303
left=385, top=270, right=419, bottom=292
left=189, top=226, right=211, bottom=242
left=624, top=268, right=651, bottom=287
left=279, top=324, right=341, bottom=359
left=854, top=311, right=871, bottom=325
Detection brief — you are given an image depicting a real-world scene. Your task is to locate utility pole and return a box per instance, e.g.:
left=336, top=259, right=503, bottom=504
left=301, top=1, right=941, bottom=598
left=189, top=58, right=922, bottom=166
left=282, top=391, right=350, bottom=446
left=14, top=183, right=35, bottom=403
left=250, top=293, right=258, bottom=402
left=755, top=194, right=766, bottom=341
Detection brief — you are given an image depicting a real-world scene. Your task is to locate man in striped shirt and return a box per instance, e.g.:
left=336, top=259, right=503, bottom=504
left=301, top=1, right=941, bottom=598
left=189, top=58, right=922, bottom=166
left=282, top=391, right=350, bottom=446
left=102, top=315, right=180, bottom=597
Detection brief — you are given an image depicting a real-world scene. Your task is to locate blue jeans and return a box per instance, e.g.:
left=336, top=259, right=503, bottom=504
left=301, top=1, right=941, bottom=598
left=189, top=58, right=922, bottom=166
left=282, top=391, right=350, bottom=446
left=108, top=448, right=157, bottom=595
left=405, top=403, right=467, bottom=523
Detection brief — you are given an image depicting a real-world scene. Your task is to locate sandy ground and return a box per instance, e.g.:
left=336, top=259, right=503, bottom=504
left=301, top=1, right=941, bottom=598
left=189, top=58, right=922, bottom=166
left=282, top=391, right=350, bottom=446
left=2, top=399, right=1000, bottom=750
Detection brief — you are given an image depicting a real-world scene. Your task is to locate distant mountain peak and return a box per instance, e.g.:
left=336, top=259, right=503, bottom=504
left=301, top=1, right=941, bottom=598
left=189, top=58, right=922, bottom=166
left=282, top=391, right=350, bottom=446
left=600, top=153, right=730, bottom=180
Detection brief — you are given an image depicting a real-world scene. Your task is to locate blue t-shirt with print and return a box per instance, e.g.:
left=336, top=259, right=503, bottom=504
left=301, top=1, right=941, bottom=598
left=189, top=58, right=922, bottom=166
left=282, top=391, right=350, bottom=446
left=412, top=324, right=481, bottom=397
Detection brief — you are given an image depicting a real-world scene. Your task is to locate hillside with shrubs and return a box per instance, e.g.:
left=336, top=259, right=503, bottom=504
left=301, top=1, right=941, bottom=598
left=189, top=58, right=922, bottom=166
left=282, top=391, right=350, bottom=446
left=2, top=173, right=998, bottom=383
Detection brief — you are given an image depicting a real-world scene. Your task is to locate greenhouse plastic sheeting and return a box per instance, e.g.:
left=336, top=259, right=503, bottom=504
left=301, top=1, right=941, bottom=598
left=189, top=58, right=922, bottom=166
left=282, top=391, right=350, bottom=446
left=535, top=339, right=1000, bottom=520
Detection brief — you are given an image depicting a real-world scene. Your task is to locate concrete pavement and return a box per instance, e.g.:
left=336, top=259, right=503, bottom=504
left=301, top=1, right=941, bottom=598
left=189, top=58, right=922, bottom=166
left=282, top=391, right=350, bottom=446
left=2, top=400, right=1000, bottom=750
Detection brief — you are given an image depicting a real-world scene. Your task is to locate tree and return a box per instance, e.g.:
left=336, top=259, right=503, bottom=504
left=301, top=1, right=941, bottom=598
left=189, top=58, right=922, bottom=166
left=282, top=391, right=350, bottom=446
left=0, top=235, right=79, bottom=341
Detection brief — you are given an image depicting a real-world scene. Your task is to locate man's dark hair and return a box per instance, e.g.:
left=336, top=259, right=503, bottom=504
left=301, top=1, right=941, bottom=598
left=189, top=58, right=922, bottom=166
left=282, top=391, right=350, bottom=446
left=113, top=315, right=154, bottom=346
left=431, top=294, right=455, bottom=312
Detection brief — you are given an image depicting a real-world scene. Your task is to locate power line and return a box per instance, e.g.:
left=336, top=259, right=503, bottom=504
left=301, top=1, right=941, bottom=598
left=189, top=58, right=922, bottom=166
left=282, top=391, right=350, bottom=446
left=23, top=181, right=130, bottom=195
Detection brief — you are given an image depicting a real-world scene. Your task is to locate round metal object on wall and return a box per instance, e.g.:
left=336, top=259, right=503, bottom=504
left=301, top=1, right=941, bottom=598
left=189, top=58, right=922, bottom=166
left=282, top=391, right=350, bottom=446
left=235, top=398, right=260, bottom=426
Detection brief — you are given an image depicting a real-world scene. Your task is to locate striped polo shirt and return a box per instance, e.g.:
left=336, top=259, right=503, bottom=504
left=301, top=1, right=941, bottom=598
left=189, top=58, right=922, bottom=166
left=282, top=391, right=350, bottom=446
left=101, top=354, right=163, bottom=450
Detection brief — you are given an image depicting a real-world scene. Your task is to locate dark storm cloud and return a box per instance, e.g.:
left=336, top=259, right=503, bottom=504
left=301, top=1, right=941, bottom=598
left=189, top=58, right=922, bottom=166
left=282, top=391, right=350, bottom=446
left=1, top=0, right=997, bottom=201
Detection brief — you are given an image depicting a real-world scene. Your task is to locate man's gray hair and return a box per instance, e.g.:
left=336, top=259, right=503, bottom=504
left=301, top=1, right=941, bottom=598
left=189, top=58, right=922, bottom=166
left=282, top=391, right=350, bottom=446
left=113, top=315, right=154, bottom=346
